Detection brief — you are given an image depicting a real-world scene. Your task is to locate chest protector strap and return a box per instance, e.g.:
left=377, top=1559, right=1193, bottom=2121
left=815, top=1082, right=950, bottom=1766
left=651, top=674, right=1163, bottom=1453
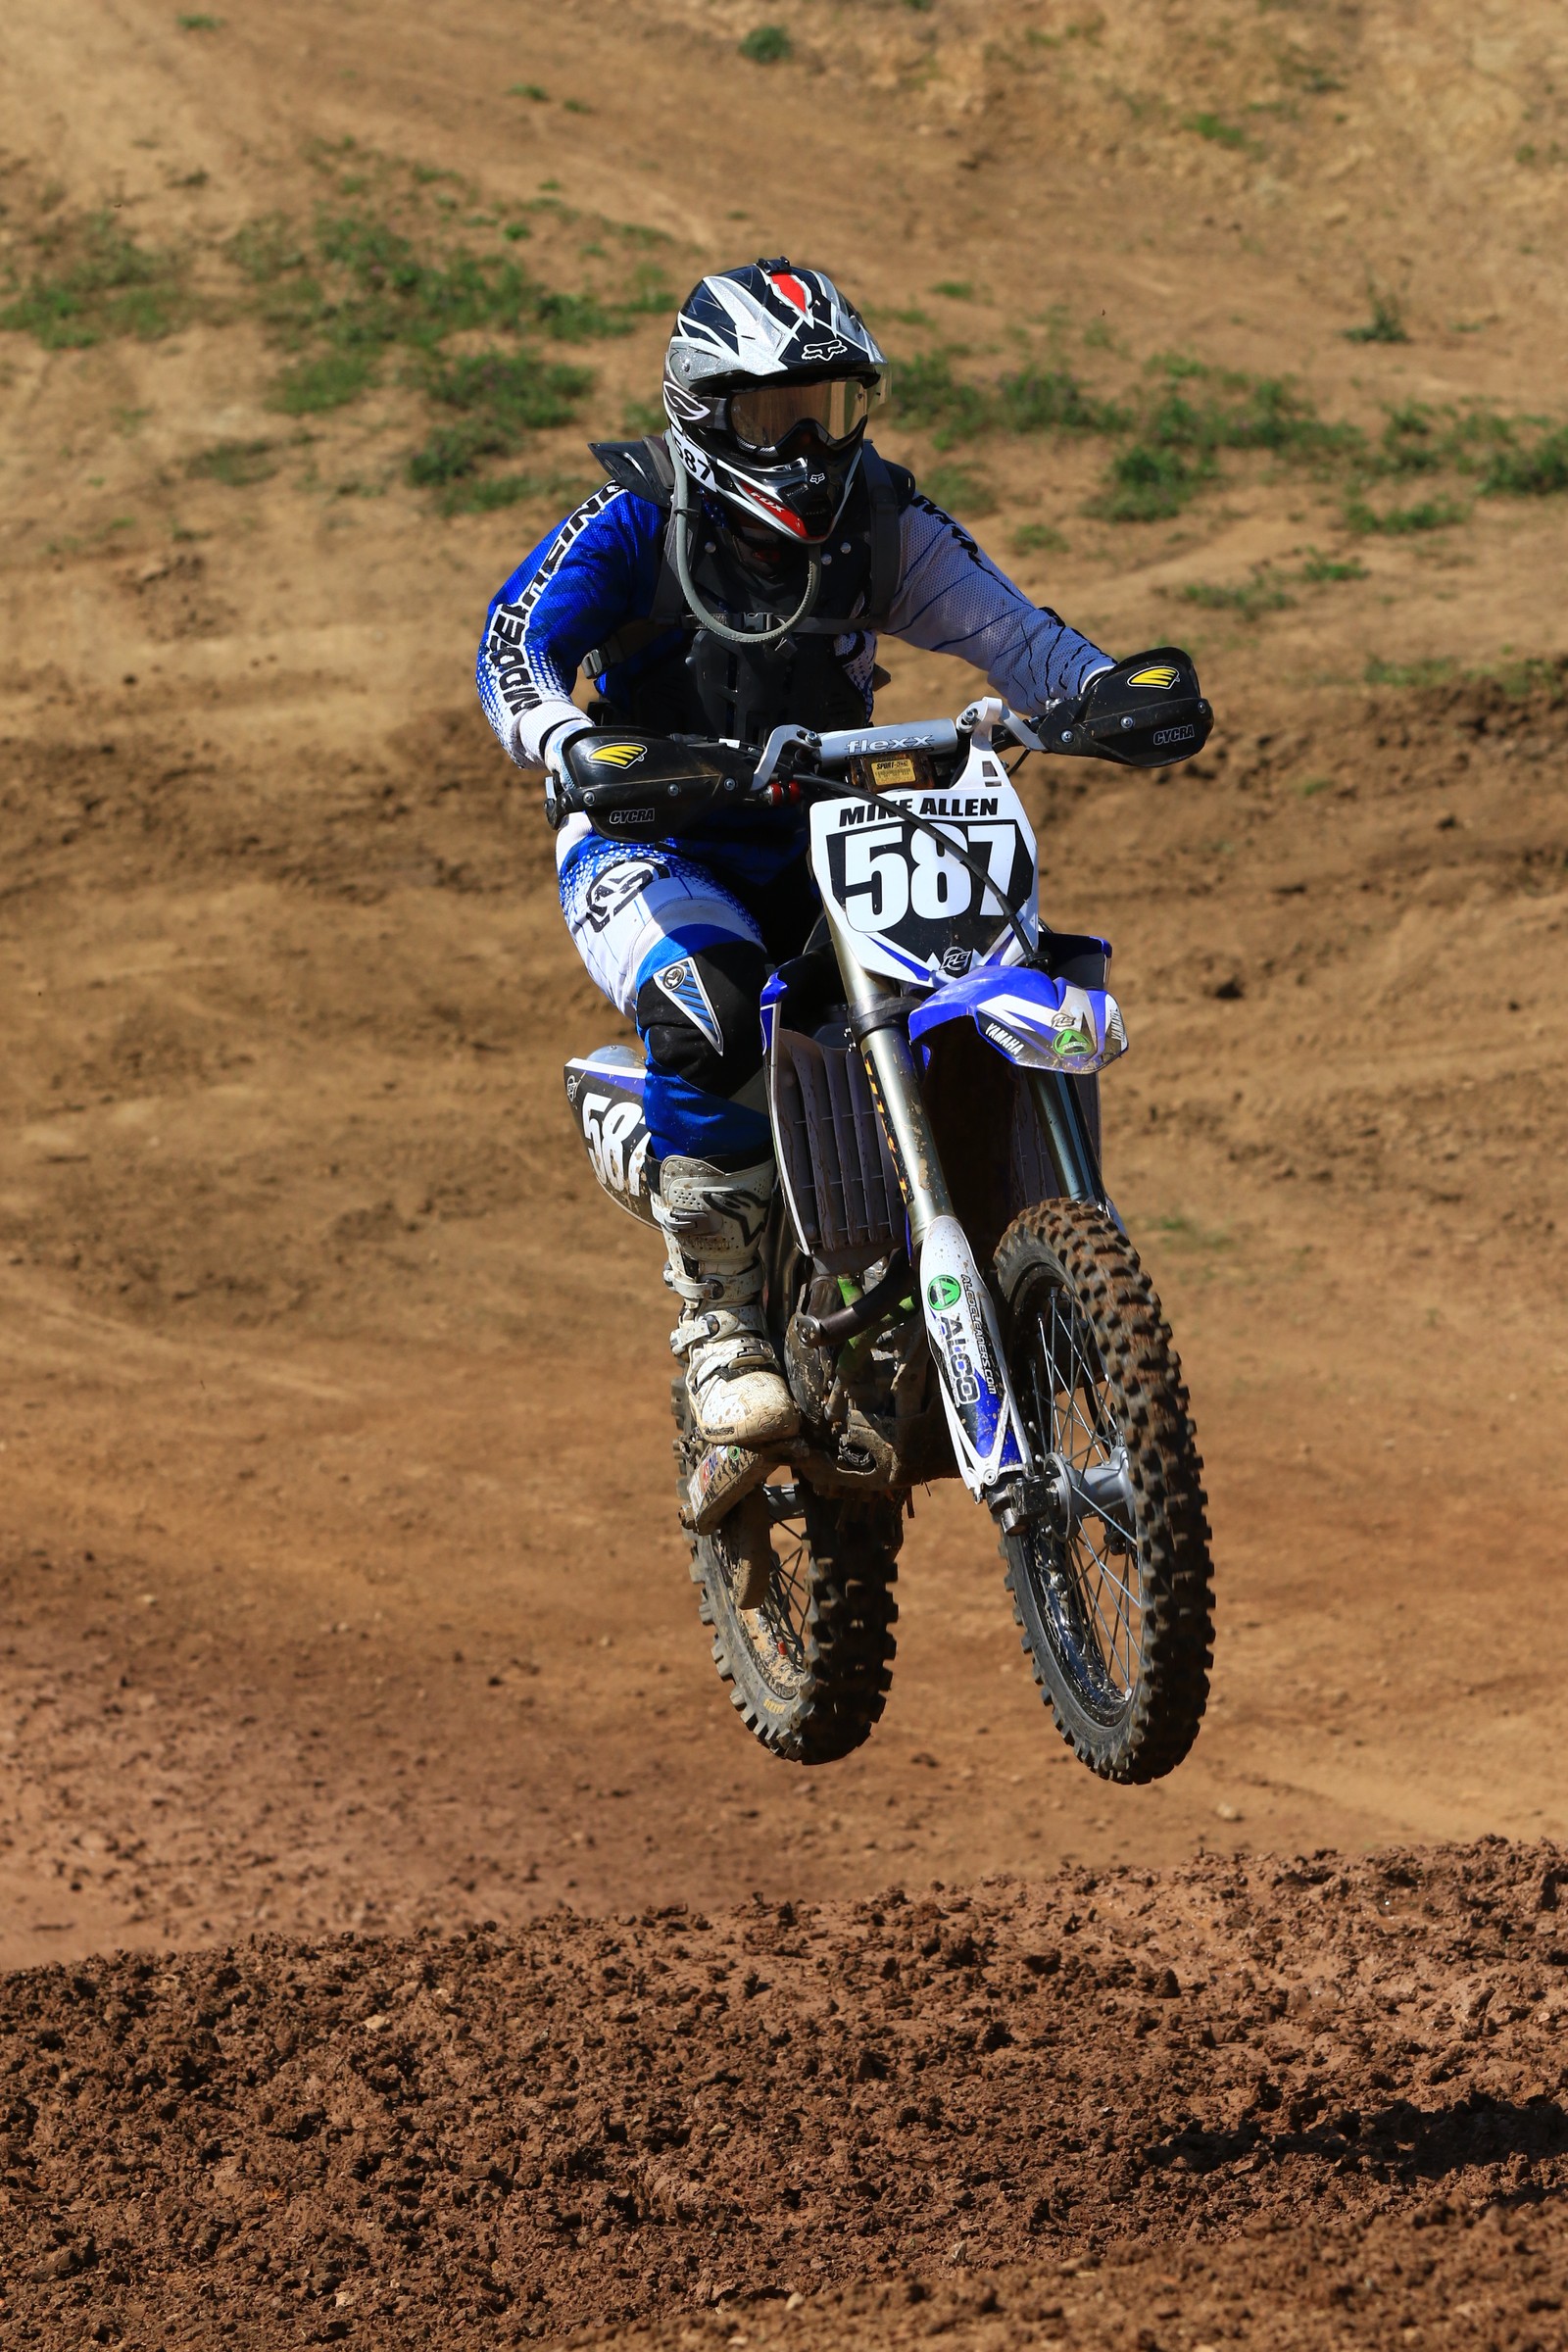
left=584, top=436, right=906, bottom=673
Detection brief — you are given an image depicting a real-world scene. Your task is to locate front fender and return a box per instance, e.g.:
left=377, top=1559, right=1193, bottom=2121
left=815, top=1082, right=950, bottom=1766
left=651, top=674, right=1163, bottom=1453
left=906, top=965, right=1128, bottom=1076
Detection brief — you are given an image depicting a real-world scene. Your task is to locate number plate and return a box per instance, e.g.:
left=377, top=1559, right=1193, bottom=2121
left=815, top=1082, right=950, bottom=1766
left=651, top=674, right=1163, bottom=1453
left=809, top=770, right=1038, bottom=984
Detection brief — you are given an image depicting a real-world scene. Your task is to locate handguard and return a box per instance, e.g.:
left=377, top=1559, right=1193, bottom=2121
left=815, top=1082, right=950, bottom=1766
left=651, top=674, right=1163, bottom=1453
left=1049, top=648, right=1211, bottom=768
left=560, top=732, right=747, bottom=839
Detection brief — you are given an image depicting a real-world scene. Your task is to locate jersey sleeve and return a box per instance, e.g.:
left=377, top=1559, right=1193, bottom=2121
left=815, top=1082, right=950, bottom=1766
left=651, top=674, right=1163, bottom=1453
left=884, top=494, right=1113, bottom=711
left=476, top=485, right=665, bottom=766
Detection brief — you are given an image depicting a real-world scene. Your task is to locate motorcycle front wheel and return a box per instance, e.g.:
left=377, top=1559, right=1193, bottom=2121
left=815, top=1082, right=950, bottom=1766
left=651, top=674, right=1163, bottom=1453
left=993, top=1201, right=1214, bottom=1783
left=671, top=1382, right=901, bottom=1765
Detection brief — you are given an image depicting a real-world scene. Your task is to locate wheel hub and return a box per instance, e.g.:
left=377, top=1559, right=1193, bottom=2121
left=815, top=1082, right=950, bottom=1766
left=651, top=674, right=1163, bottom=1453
left=995, top=1446, right=1136, bottom=1547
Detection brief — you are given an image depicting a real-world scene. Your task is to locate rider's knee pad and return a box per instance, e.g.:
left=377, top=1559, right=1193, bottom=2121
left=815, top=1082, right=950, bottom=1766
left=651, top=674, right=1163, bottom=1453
left=636, top=938, right=768, bottom=1101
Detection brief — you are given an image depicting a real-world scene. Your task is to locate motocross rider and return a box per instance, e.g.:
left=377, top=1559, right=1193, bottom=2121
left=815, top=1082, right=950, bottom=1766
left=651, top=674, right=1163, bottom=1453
left=476, top=260, right=1121, bottom=1454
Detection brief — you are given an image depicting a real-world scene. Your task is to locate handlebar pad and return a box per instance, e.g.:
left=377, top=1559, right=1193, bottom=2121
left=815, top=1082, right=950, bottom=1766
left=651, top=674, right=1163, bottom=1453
left=560, top=731, right=748, bottom=838
left=1054, top=648, right=1212, bottom=768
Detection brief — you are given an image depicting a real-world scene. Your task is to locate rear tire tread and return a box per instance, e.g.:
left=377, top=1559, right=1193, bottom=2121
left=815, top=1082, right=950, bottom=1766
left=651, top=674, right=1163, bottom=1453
left=672, top=1377, right=901, bottom=1766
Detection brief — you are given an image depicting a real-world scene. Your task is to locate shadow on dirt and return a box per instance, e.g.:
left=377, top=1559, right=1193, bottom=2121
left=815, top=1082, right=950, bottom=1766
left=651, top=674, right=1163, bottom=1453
left=1148, top=2089, right=1568, bottom=2187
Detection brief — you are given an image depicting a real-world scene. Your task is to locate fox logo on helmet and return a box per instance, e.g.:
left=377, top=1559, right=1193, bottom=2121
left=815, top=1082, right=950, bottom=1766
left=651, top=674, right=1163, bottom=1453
left=662, top=257, right=886, bottom=546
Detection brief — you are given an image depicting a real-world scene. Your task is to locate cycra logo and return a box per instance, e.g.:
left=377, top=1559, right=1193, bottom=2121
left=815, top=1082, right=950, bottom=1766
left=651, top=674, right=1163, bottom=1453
left=1126, top=664, right=1180, bottom=691
left=587, top=741, right=648, bottom=769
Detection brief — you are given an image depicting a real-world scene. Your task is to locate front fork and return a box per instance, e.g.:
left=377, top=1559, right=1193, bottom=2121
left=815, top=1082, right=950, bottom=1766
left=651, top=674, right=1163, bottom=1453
left=828, top=914, right=1103, bottom=1505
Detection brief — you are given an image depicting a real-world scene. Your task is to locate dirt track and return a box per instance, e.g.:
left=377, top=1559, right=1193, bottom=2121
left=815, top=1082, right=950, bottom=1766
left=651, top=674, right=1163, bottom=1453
left=6, top=1841, right=1568, bottom=2347
left=2, top=0, right=1568, bottom=2343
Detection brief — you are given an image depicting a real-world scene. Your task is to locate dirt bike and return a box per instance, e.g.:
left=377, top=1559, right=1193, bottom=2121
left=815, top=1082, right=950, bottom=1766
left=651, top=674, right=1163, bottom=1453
left=559, top=651, right=1216, bottom=1781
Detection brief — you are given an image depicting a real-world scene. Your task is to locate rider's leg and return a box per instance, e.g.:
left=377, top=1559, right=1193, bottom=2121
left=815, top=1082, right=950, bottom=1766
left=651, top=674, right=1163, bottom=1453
left=559, top=835, right=798, bottom=1447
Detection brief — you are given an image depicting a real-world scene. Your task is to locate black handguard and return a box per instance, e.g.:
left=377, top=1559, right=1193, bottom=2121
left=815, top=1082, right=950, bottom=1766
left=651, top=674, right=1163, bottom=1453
left=557, top=730, right=751, bottom=839
left=1049, top=648, right=1211, bottom=768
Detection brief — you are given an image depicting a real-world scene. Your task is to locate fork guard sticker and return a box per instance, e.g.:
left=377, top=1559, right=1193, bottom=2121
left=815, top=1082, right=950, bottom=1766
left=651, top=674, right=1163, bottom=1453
left=918, top=1214, right=1028, bottom=1493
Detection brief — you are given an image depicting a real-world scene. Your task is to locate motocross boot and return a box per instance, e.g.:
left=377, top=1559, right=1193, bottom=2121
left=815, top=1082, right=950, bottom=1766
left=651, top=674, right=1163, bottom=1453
left=654, top=1156, right=800, bottom=1449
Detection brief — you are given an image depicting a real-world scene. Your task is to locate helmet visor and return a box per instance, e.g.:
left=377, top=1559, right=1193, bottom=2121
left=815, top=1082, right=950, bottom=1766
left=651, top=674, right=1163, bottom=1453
left=727, top=375, right=880, bottom=454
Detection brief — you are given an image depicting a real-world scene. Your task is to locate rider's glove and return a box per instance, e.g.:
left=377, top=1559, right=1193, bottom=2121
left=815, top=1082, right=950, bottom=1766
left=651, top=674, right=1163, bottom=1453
left=540, top=715, right=594, bottom=829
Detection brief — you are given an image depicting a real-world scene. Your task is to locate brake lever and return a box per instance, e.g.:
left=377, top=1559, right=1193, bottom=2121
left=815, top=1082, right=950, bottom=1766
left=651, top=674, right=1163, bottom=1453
left=543, top=773, right=582, bottom=829
left=752, top=722, right=822, bottom=795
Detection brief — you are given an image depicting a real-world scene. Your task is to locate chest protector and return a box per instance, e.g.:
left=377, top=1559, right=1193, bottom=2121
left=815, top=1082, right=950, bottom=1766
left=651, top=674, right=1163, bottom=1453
left=586, top=435, right=912, bottom=748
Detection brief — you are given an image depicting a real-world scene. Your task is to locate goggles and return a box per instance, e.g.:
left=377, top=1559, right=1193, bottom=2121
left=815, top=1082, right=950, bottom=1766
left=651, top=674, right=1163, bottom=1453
left=726, top=374, right=883, bottom=455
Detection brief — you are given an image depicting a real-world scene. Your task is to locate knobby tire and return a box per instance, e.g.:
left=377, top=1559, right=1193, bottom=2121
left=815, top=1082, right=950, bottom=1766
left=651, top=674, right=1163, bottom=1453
left=993, top=1200, right=1214, bottom=1782
left=672, top=1380, right=901, bottom=1765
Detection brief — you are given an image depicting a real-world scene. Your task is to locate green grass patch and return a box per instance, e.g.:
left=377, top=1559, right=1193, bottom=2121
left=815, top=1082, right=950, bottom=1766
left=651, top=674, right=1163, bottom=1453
left=1103, top=440, right=1212, bottom=521
left=1481, top=424, right=1568, bottom=495
left=620, top=397, right=666, bottom=436
left=1186, top=113, right=1251, bottom=150
left=1010, top=521, right=1068, bottom=556
left=271, top=349, right=377, bottom=414
left=1178, top=569, right=1294, bottom=622
left=187, top=438, right=278, bottom=485
left=0, top=211, right=189, bottom=347
left=407, top=348, right=595, bottom=486
left=1344, top=285, right=1408, bottom=344
left=1361, top=401, right=1568, bottom=499
left=225, top=214, right=308, bottom=285
left=1300, top=552, right=1367, bottom=581
left=1345, top=493, right=1467, bottom=534
left=1062, top=358, right=1356, bottom=520
left=892, top=351, right=990, bottom=446
left=933, top=280, right=974, bottom=301
left=176, top=11, right=222, bottom=25
left=1153, top=1210, right=1234, bottom=1251
left=997, top=365, right=1122, bottom=435
left=883, top=334, right=1568, bottom=534
left=1364, top=652, right=1567, bottom=699
left=1363, top=657, right=1455, bottom=688
left=433, top=467, right=597, bottom=518
left=226, top=166, right=678, bottom=509
left=740, top=24, right=792, bottom=62
left=923, top=463, right=998, bottom=517
left=1374, top=401, right=1446, bottom=474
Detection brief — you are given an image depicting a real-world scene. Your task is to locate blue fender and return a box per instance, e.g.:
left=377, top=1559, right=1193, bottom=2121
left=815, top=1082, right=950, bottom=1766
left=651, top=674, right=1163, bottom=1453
left=906, top=965, right=1129, bottom=1076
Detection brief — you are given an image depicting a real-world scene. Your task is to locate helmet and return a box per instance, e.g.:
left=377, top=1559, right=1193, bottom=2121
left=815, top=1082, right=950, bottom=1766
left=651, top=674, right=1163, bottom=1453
left=662, top=258, right=886, bottom=544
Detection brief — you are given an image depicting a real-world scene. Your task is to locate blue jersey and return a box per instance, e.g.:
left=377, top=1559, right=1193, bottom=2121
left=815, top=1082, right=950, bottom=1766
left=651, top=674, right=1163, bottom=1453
left=476, top=464, right=1112, bottom=889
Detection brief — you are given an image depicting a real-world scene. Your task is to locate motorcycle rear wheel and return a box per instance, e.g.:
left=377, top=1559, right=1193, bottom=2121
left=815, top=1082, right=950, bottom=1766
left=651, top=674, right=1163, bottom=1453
left=993, top=1200, right=1213, bottom=1783
left=672, top=1381, right=901, bottom=1765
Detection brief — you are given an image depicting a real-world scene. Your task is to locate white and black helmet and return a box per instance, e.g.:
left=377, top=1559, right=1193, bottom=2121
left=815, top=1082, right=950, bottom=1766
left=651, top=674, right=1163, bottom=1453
left=662, top=258, right=886, bottom=543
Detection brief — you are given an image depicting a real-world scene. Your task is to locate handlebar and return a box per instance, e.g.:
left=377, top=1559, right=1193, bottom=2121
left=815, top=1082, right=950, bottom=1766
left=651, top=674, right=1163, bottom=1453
left=552, top=650, right=1210, bottom=828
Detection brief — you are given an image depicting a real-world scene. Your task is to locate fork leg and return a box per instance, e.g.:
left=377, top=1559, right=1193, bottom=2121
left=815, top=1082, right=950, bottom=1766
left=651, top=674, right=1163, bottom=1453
left=825, top=911, right=1032, bottom=1494
left=826, top=915, right=954, bottom=1243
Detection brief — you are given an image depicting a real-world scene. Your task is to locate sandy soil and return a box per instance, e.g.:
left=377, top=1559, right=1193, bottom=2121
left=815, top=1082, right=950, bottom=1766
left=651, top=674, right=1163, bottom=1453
left=1, top=1, right=1566, bottom=2343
